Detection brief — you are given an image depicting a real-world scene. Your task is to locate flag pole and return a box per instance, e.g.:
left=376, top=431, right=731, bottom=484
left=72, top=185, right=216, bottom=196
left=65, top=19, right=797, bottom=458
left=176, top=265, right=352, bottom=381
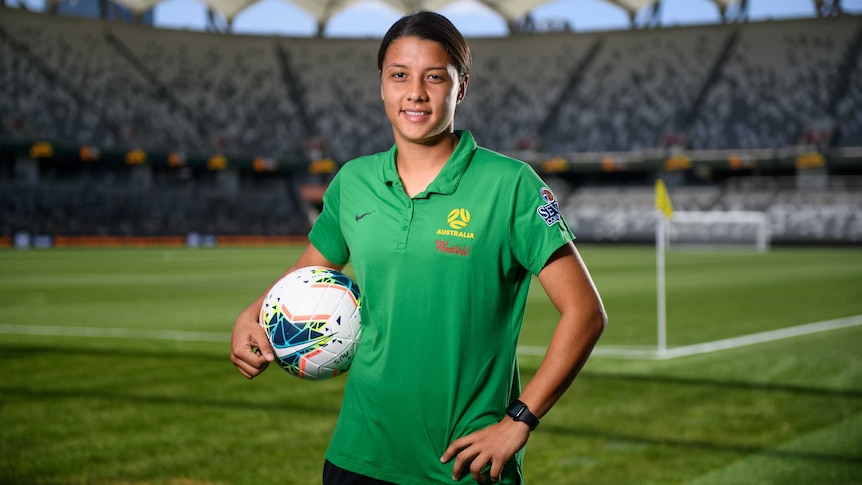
left=656, top=214, right=667, bottom=355
left=654, top=179, right=673, bottom=357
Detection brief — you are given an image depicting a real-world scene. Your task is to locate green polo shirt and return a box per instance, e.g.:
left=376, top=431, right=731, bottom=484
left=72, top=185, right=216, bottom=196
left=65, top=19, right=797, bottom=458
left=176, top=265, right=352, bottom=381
left=310, top=131, right=574, bottom=485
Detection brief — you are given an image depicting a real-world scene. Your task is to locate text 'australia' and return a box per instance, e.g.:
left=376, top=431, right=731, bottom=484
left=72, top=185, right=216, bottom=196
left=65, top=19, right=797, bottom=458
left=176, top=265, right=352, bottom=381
left=436, top=229, right=475, bottom=239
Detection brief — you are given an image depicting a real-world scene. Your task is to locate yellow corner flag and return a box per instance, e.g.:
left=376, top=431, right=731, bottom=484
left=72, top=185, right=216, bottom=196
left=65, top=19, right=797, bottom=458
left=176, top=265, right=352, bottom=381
left=655, top=179, right=674, bottom=219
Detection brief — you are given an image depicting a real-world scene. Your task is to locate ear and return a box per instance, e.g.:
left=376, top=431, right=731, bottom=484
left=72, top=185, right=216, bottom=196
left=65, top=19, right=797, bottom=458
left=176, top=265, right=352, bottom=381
left=456, top=75, right=469, bottom=104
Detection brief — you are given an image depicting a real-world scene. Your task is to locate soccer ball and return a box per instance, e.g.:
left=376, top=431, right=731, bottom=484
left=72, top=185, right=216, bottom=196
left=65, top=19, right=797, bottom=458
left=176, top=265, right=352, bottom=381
left=259, top=266, right=361, bottom=380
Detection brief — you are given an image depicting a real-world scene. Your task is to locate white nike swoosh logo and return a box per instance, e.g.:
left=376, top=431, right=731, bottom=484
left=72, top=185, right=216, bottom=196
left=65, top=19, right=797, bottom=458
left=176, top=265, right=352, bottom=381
left=276, top=334, right=333, bottom=356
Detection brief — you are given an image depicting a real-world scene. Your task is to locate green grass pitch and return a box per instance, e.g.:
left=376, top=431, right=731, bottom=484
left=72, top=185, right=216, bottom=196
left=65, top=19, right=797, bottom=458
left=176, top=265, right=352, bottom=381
left=1, top=245, right=861, bottom=484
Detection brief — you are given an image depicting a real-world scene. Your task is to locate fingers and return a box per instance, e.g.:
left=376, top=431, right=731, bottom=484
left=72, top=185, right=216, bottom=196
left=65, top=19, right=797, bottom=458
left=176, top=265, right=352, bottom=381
left=441, top=436, right=467, bottom=481
left=230, top=313, right=275, bottom=379
left=442, top=419, right=530, bottom=482
left=488, top=459, right=504, bottom=483
left=442, top=437, right=491, bottom=483
left=439, top=437, right=461, bottom=464
left=453, top=450, right=497, bottom=483
left=252, top=324, right=276, bottom=362
left=468, top=454, right=490, bottom=483
left=231, top=350, right=271, bottom=379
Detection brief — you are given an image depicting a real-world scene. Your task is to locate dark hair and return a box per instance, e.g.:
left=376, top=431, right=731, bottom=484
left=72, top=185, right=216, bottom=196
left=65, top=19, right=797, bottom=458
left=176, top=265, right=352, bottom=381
left=377, top=11, right=471, bottom=81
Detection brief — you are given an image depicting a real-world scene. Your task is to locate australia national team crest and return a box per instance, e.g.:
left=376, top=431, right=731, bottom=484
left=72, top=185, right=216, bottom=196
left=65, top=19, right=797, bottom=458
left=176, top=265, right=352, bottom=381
left=536, top=187, right=562, bottom=226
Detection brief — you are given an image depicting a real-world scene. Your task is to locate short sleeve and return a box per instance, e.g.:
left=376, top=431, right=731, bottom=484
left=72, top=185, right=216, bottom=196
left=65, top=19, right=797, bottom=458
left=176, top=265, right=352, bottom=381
left=308, top=172, right=350, bottom=265
left=509, top=165, right=575, bottom=275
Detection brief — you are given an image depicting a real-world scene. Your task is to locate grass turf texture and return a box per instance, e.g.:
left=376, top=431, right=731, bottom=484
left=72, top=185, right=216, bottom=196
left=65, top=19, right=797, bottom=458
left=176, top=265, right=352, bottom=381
left=1, top=245, right=860, bottom=484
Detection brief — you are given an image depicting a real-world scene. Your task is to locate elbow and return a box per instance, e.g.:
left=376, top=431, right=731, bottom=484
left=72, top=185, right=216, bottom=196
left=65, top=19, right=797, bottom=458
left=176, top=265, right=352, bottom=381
left=591, top=302, right=608, bottom=339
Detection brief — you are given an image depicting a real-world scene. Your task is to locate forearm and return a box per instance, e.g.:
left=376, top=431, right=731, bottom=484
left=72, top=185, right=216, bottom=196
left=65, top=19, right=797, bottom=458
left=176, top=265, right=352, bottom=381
left=518, top=243, right=607, bottom=419
left=517, top=304, right=605, bottom=418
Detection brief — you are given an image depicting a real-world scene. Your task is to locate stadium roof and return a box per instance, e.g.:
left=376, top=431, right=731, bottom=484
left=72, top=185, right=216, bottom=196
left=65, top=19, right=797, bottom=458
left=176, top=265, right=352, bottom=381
left=42, top=0, right=758, bottom=33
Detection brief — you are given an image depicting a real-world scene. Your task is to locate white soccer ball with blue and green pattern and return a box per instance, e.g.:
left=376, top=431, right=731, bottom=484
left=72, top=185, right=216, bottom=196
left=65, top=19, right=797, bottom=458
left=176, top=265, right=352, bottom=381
left=259, top=266, right=361, bottom=380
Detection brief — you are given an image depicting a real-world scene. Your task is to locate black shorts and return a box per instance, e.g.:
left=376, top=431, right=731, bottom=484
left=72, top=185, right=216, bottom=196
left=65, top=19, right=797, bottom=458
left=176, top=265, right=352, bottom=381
left=322, top=458, right=522, bottom=484
left=322, top=459, right=397, bottom=485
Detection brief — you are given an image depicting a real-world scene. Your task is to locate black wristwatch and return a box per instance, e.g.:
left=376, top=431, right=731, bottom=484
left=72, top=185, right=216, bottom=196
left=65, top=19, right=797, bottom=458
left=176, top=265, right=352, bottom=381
left=506, top=399, right=540, bottom=431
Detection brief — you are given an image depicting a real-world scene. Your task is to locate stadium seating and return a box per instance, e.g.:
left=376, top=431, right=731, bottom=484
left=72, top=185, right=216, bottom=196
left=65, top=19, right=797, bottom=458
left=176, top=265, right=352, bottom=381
left=555, top=178, right=862, bottom=244
left=833, top=37, right=862, bottom=147
left=110, top=23, right=307, bottom=158
left=1, top=8, right=860, bottom=243
left=458, top=33, right=598, bottom=152
left=687, top=16, right=858, bottom=150
left=542, top=25, right=728, bottom=152
left=275, top=36, right=388, bottom=161
left=0, top=179, right=310, bottom=238
left=3, top=9, right=862, bottom=155
left=0, top=9, right=201, bottom=152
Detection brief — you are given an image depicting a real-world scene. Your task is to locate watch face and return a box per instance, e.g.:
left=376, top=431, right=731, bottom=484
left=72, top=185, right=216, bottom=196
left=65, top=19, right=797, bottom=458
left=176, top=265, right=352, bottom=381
left=506, top=400, right=538, bottom=430
left=506, top=401, right=524, bottom=417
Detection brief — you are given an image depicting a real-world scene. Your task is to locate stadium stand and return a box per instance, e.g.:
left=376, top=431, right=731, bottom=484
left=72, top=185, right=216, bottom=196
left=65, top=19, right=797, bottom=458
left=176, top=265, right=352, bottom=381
left=0, top=10, right=200, bottom=152
left=542, top=25, right=728, bottom=153
left=557, top=177, right=862, bottom=244
left=276, top=36, right=389, bottom=161
left=686, top=16, right=859, bottom=150
left=459, top=33, right=599, bottom=152
left=0, top=7, right=860, bottom=245
left=110, top=24, right=308, bottom=159
left=833, top=25, right=862, bottom=147
left=0, top=179, right=309, bottom=238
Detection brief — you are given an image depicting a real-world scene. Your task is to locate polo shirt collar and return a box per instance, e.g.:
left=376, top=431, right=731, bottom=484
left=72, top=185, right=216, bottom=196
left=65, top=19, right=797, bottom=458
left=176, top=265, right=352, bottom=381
left=382, top=130, right=477, bottom=196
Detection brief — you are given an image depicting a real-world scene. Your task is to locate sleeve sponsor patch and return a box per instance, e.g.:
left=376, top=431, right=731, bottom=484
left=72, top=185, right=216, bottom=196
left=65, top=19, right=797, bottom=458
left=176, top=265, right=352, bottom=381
left=536, top=187, right=561, bottom=226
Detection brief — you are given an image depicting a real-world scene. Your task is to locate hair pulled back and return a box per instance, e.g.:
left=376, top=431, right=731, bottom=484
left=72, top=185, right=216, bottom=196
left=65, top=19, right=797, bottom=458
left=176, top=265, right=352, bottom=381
left=377, top=11, right=472, bottom=82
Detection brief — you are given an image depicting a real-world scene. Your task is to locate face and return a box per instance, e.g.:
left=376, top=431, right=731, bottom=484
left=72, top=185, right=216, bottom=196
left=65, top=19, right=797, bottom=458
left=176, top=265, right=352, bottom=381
left=380, top=36, right=467, bottom=147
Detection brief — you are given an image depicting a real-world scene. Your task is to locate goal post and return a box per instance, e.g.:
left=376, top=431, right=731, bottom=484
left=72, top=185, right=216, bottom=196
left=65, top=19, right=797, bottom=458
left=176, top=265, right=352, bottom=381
left=655, top=209, right=769, bottom=356
left=665, top=211, right=770, bottom=253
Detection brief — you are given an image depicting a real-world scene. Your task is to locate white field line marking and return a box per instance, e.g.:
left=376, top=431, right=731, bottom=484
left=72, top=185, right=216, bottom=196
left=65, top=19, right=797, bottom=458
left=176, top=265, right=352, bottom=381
left=655, top=314, right=862, bottom=360
left=2, top=314, right=861, bottom=359
left=0, top=324, right=228, bottom=343
left=517, top=314, right=862, bottom=360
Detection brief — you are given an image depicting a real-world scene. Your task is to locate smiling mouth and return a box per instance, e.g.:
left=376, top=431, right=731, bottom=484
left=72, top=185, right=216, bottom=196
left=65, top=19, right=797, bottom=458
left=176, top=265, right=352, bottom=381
left=402, top=110, right=429, bottom=117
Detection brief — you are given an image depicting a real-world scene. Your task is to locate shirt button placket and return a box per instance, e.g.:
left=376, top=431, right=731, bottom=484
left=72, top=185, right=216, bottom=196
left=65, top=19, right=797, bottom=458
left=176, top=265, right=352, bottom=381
left=396, top=200, right=414, bottom=251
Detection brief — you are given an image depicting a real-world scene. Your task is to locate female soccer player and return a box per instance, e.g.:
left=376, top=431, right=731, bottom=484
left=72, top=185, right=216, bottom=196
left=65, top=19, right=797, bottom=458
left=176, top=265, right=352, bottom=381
left=230, top=11, right=606, bottom=484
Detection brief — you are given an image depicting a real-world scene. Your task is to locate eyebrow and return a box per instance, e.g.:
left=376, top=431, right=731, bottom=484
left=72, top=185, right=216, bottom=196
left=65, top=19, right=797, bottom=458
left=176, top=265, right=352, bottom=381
left=384, top=62, right=449, bottom=72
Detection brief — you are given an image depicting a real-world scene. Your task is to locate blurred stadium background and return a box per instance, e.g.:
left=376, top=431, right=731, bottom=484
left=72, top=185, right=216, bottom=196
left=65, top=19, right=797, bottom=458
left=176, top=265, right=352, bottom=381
left=1, top=0, right=861, bottom=248
left=2, top=2, right=862, bottom=483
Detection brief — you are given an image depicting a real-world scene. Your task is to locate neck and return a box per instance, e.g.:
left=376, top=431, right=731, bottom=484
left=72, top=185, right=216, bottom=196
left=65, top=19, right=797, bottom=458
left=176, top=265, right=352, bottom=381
left=395, top=132, right=458, bottom=197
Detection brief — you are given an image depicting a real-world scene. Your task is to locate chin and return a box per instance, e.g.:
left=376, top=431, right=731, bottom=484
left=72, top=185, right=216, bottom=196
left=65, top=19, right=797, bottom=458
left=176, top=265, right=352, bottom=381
left=396, top=126, right=453, bottom=145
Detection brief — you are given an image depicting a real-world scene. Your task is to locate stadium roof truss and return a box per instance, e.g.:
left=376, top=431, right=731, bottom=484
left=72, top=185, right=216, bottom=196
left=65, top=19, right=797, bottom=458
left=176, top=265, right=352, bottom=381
left=49, top=0, right=758, bottom=32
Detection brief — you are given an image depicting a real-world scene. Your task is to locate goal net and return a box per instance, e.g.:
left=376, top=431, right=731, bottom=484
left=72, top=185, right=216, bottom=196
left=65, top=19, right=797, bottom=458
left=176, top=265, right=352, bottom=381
left=666, top=211, right=770, bottom=252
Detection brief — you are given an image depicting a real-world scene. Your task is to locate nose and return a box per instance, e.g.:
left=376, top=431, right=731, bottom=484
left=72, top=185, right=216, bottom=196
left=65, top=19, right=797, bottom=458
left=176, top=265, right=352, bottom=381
left=407, top=79, right=427, bottom=102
